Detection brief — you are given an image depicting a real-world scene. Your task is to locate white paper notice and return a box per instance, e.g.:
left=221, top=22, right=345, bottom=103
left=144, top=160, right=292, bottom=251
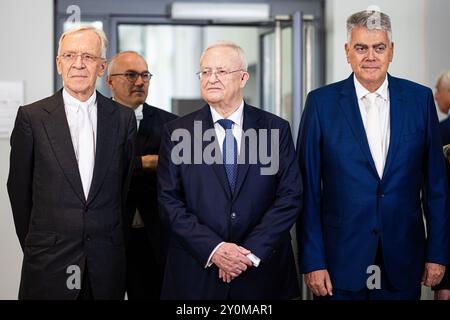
left=0, top=81, right=24, bottom=139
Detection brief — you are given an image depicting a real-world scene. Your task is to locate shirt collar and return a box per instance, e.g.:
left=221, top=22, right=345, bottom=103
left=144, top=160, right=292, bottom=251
left=353, top=74, right=389, bottom=102
left=134, top=104, right=144, bottom=119
left=210, top=100, right=244, bottom=127
left=63, top=88, right=97, bottom=110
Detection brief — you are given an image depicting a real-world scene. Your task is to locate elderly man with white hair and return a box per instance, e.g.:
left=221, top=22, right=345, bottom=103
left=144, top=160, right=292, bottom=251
left=7, top=25, right=136, bottom=300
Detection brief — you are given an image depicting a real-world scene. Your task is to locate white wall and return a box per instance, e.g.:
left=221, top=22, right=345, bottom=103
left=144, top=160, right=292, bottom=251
left=425, top=0, right=450, bottom=120
left=0, top=0, right=54, bottom=299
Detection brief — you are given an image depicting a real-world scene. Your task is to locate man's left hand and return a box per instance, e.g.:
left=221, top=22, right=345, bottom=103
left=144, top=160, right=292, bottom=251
left=422, top=263, right=446, bottom=287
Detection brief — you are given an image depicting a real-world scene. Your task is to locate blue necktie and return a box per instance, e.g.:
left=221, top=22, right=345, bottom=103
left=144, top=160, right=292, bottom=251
left=217, top=119, right=238, bottom=193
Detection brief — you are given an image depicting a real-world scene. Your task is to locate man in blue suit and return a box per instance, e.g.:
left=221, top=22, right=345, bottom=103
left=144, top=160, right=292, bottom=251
left=157, top=41, right=301, bottom=299
left=297, top=9, right=449, bottom=300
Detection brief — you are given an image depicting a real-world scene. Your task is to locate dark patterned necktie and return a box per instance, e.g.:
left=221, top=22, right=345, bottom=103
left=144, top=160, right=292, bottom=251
left=217, top=119, right=238, bottom=193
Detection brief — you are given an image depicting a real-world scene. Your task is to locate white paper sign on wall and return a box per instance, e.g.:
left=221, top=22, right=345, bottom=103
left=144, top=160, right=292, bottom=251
left=0, top=81, right=24, bottom=139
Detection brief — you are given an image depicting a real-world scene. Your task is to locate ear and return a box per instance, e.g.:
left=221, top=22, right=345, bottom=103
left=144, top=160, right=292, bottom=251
left=345, top=43, right=350, bottom=63
left=106, top=75, right=113, bottom=89
left=240, top=71, right=249, bottom=88
left=389, top=42, right=394, bottom=62
left=97, top=60, right=107, bottom=77
left=56, top=56, right=63, bottom=76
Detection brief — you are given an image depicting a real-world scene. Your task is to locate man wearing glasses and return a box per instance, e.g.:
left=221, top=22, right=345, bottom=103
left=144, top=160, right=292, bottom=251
left=157, top=41, right=301, bottom=299
left=107, top=51, right=177, bottom=300
left=7, top=25, right=136, bottom=299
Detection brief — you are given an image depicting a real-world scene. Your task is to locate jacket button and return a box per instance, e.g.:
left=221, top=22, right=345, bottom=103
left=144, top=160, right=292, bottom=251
left=231, top=212, right=237, bottom=219
left=372, top=229, right=380, bottom=236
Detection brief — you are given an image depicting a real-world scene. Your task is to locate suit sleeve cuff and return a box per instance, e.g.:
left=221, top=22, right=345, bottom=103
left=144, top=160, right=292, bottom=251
left=205, top=242, right=225, bottom=268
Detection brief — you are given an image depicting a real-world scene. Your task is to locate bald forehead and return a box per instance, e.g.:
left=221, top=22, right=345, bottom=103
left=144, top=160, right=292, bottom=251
left=110, top=53, right=148, bottom=73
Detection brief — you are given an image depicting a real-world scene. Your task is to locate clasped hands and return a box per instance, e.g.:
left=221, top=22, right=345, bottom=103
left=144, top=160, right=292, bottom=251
left=211, top=242, right=253, bottom=283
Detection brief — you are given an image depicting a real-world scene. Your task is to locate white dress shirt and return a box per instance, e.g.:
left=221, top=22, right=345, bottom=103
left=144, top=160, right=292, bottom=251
left=205, top=100, right=260, bottom=269
left=134, top=104, right=144, bottom=129
left=209, top=101, right=244, bottom=155
left=354, top=75, right=390, bottom=178
left=63, top=89, right=97, bottom=198
left=63, top=89, right=98, bottom=159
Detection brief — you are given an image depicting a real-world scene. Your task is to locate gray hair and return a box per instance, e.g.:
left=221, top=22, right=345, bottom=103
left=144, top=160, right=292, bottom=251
left=200, top=41, right=248, bottom=71
left=58, top=24, right=108, bottom=58
left=347, top=10, right=392, bottom=43
left=438, top=70, right=450, bottom=91
left=108, top=51, right=147, bottom=76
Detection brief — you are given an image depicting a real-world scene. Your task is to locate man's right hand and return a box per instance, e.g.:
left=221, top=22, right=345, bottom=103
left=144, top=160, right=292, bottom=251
left=211, top=243, right=253, bottom=280
left=305, top=269, right=333, bottom=297
left=141, top=154, right=158, bottom=172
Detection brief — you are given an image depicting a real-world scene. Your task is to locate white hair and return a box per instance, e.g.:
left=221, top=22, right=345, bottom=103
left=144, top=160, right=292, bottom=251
left=438, top=70, right=450, bottom=91
left=347, top=10, right=392, bottom=43
left=58, top=24, right=108, bottom=58
left=200, top=41, right=248, bottom=71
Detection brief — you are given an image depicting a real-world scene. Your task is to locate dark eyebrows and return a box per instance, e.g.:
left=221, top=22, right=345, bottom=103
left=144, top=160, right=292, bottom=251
left=354, top=43, right=368, bottom=49
left=373, top=43, right=387, bottom=48
left=125, top=69, right=149, bottom=73
left=354, top=43, right=387, bottom=49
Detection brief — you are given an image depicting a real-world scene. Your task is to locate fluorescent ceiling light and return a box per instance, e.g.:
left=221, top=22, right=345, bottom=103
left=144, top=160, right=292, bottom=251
left=171, top=2, right=270, bottom=21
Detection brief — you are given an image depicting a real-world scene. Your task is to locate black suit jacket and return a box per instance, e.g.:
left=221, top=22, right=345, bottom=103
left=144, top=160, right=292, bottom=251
left=7, top=90, right=136, bottom=299
left=125, top=103, right=177, bottom=264
left=440, top=117, right=450, bottom=146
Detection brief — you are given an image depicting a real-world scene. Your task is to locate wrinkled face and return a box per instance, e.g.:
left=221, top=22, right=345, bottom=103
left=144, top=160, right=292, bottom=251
left=199, top=46, right=249, bottom=108
left=345, top=27, right=394, bottom=91
left=56, top=30, right=106, bottom=100
left=107, top=53, right=149, bottom=108
left=435, top=79, right=450, bottom=114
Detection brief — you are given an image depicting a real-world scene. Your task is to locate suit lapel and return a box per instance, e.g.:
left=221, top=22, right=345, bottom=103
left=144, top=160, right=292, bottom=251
left=382, top=75, right=405, bottom=178
left=197, top=105, right=233, bottom=199
left=42, top=90, right=86, bottom=203
left=233, top=104, right=262, bottom=200
left=87, top=92, right=118, bottom=205
left=338, top=74, right=379, bottom=179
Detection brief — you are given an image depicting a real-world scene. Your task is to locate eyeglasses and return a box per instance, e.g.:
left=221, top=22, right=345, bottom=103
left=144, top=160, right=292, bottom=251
left=59, top=52, right=104, bottom=64
left=196, top=69, right=243, bottom=80
left=109, top=71, right=153, bottom=83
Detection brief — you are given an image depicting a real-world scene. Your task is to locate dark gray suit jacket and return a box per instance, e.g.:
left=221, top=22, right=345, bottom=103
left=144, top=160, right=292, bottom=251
left=7, top=89, right=136, bottom=299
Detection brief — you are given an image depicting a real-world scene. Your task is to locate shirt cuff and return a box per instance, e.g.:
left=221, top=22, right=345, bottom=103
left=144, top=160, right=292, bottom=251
left=247, top=253, right=261, bottom=267
left=205, top=242, right=225, bottom=268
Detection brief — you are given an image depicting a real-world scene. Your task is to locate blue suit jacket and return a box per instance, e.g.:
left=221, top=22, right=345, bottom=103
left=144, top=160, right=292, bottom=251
left=297, top=74, right=450, bottom=291
left=157, top=103, right=301, bottom=299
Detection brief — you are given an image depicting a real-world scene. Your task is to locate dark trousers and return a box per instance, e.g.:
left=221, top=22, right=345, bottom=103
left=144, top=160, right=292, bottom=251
left=77, top=262, right=93, bottom=300
left=315, top=241, right=421, bottom=300
left=126, top=228, right=164, bottom=300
